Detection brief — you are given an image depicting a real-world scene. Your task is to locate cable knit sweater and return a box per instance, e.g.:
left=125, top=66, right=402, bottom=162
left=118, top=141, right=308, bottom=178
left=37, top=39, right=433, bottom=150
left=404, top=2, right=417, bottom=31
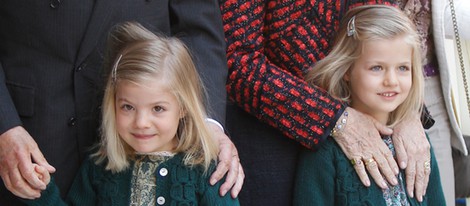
left=220, top=0, right=395, bottom=149
left=294, top=137, right=445, bottom=206
left=23, top=153, right=239, bottom=206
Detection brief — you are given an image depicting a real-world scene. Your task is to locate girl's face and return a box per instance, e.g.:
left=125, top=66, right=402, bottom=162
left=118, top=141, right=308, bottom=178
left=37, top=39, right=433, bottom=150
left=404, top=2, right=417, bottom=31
left=345, top=36, right=413, bottom=124
left=115, top=79, right=181, bottom=153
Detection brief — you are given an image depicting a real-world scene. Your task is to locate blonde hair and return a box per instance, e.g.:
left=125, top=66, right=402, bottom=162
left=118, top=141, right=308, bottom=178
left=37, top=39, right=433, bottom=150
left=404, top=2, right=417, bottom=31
left=95, top=22, right=218, bottom=173
left=305, top=5, right=424, bottom=127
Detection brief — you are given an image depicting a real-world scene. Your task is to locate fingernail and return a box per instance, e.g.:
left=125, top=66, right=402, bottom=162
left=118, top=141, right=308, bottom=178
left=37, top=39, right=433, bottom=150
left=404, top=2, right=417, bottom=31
left=410, top=191, right=414, bottom=198
left=400, top=161, right=406, bottom=168
left=210, top=179, right=216, bottom=185
left=221, top=189, right=228, bottom=196
left=382, top=181, right=388, bottom=188
left=392, top=177, right=398, bottom=185
left=394, top=168, right=399, bottom=175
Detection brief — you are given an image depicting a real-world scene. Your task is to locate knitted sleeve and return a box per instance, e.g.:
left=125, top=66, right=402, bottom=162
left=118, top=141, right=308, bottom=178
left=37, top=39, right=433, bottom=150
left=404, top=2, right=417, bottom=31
left=21, top=158, right=97, bottom=206
left=21, top=177, right=66, bottom=206
left=294, top=138, right=337, bottom=205
left=424, top=146, right=446, bottom=204
left=198, top=164, right=240, bottom=205
left=294, top=138, right=386, bottom=205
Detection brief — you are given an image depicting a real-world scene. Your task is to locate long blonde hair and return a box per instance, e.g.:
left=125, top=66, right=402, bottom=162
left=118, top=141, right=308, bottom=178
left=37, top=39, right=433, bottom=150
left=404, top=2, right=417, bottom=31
left=305, top=5, right=424, bottom=126
left=95, top=22, right=218, bottom=173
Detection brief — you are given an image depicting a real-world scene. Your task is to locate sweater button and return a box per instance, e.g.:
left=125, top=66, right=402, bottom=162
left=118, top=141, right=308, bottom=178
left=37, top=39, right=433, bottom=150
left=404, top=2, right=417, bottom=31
left=159, top=168, right=168, bottom=176
left=157, top=196, right=165, bottom=205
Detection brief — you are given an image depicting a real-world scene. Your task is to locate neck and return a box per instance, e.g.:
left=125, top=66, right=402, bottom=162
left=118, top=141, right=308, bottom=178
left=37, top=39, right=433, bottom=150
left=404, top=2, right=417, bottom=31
left=372, top=113, right=389, bottom=126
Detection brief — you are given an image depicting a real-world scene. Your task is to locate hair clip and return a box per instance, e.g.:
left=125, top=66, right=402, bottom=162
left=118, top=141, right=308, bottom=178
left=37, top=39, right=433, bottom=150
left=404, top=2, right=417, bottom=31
left=347, top=16, right=356, bottom=37
left=112, top=54, right=123, bottom=82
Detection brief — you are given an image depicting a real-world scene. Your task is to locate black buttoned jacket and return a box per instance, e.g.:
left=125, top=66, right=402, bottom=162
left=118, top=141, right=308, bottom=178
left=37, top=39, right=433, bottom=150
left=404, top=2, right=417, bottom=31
left=0, top=1, right=227, bottom=204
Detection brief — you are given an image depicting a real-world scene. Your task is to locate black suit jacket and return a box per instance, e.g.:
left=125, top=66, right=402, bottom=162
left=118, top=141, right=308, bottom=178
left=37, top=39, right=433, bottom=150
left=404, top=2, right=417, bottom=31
left=0, top=0, right=227, bottom=204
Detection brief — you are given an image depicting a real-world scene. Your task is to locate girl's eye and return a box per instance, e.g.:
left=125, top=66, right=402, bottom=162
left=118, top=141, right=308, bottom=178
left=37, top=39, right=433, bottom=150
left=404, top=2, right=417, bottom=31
left=370, top=66, right=382, bottom=71
left=153, top=106, right=164, bottom=112
left=121, top=104, right=134, bottom=111
left=398, top=66, right=410, bottom=72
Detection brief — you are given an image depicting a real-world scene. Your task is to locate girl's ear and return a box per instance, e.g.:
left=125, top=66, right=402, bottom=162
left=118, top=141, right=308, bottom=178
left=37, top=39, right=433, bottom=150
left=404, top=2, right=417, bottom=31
left=179, top=108, right=186, bottom=119
left=344, top=69, right=351, bottom=81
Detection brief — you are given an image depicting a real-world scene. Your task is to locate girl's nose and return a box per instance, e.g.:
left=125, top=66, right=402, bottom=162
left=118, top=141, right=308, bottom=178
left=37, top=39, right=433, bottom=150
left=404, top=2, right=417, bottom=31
left=384, top=69, right=398, bottom=86
left=134, top=112, right=151, bottom=128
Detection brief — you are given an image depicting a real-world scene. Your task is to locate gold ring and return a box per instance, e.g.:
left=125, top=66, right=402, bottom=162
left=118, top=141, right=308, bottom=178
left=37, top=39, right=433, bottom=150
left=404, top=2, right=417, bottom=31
left=424, top=161, right=431, bottom=170
left=364, top=158, right=376, bottom=167
left=350, top=158, right=362, bottom=166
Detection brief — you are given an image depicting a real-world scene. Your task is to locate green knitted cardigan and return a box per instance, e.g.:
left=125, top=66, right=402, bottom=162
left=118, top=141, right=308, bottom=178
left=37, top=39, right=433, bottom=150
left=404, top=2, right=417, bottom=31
left=294, top=137, right=446, bottom=206
left=23, top=153, right=239, bottom=206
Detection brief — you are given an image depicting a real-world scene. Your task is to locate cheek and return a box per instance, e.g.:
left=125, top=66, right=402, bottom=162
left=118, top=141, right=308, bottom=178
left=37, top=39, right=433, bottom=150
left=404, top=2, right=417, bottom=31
left=401, top=77, right=413, bottom=93
left=350, top=76, right=374, bottom=93
left=115, top=113, right=130, bottom=132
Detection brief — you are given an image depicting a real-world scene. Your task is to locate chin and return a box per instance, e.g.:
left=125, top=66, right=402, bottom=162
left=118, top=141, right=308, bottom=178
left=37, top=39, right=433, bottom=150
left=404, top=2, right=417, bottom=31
left=132, top=146, right=156, bottom=153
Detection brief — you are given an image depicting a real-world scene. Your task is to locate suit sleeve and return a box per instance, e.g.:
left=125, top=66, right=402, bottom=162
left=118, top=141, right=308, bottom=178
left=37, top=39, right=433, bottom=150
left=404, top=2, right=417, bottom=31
left=0, top=62, right=22, bottom=135
left=169, top=0, right=228, bottom=125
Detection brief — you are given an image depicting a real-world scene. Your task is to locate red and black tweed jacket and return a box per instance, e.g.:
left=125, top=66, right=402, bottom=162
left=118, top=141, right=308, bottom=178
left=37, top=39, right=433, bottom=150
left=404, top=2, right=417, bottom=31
left=220, top=0, right=394, bottom=150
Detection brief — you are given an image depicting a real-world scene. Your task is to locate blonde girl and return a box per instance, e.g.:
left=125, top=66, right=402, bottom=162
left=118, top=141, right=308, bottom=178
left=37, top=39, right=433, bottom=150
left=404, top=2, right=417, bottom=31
left=294, top=5, right=444, bottom=206
left=24, top=22, right=239, bottom=206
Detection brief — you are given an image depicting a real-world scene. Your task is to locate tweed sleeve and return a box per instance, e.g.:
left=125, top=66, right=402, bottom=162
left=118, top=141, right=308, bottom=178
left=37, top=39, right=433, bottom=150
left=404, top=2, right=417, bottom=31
left=220, top=0, right=397, bottom=150
left=220, top=0, right=345, bottom=150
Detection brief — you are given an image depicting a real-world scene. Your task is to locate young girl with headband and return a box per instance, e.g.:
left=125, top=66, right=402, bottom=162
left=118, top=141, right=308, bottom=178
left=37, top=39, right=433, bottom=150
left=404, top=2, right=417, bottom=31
left=294, top=5, right=445, bottom=205
left=24, top=22, right=239, bottom=206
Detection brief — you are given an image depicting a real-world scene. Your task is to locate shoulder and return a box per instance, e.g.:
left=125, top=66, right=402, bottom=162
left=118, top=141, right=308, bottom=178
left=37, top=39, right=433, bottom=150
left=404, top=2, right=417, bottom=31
left=300, top=137, right=344, bottom=161
left=156, top=154, right=239, bottom=205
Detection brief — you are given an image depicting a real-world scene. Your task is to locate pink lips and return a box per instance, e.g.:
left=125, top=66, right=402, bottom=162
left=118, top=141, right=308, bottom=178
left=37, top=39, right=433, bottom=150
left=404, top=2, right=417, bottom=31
left=132, top=133, right=155, bottom=139
left=378, top=92, right=398, bottom=100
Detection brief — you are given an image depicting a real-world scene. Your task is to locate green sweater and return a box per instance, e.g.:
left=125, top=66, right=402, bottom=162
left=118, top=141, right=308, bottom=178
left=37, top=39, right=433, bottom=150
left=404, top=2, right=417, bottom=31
left=294, top=137, right=445, bottom=206
left=24, top=153, right=239, bottom=206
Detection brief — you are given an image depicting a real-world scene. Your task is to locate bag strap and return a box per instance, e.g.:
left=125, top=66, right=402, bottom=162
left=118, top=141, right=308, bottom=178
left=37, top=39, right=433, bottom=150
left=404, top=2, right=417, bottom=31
left=449, top=0, right=470, bottom=119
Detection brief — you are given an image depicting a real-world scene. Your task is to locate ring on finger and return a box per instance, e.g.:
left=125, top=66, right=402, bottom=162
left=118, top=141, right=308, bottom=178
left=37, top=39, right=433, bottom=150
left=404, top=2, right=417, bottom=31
left=364, top=158, right=376, bottom=167
left=424, top=161, right=431, bottom=170
left=350, top=158, right=362, bottom=166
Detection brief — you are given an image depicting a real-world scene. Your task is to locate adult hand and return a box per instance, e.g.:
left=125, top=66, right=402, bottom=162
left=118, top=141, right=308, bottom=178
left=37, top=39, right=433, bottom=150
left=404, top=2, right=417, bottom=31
left=332, top=107, right=398, bottom=189
left=0, top=126, right=55, bottom=199
left=393, top=114, right=430, bottom=202
left=206, top=121, right=245, bottom=198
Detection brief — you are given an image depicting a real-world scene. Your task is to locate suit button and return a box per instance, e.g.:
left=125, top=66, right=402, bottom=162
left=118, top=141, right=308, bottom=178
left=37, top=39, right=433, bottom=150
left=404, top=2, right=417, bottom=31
left=76, top=63, right=86, bottom=72
left=68, top=117, right=76, bottom=126
left=50, top=0, right=61, bottom=9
